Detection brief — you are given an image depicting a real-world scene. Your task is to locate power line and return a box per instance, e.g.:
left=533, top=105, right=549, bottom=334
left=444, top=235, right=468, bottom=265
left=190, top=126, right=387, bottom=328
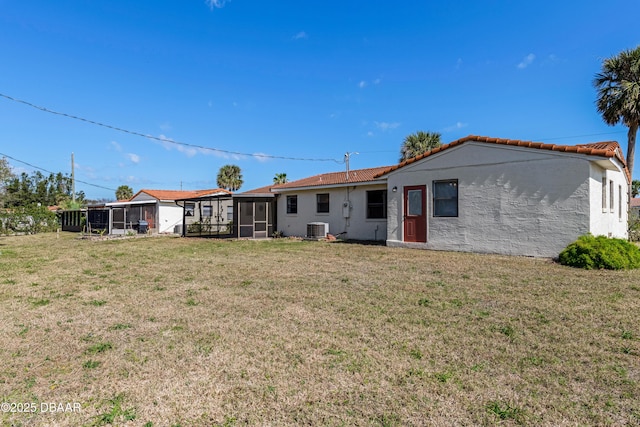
left=0, top=93, right=343, bottom=163
left=533, top=130, right=626, bottom=142
left=0, top=151, right=117, bottom=192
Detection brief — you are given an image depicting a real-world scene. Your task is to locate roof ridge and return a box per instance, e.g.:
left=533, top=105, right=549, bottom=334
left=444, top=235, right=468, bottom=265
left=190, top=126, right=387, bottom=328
left=373, top=135, right=629, bottom=180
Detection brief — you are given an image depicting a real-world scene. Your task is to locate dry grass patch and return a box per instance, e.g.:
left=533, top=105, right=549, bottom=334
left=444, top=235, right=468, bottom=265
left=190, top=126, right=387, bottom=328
left=0, top=233, right=639, bottom=426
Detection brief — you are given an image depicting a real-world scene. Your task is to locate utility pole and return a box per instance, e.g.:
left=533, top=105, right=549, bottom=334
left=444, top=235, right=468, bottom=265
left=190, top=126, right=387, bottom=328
left=71, top=152, right=76, bottom=202
left=344, top=152, right=359, bottom=181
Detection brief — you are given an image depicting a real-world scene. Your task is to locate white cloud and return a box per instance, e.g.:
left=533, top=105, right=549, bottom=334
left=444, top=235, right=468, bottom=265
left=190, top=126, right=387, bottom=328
left=374, top=121, right=400, bottom=131
left=206, top=0, right=228, bottom=10
left=293, top=31, right=308, bottom=40
left=252, top=152, right=271, bottom=162
left=373, top=78, right=382, bottom=85
left=455, top=58, right=463, bottom=70
left=517, top=53, right=535, bottom=69
left=443, top=121, right=468, bottom=132
left=110, top=141, right=122, bottom=152
left=367, top=131, right=374, bottom=137
left=154, top=134, right=244, bottom=160
left=127, top=153, right=140, bottom=164
left=358, top=81, right=367, bottom=89
left=156, top=134, right=199, bottom=157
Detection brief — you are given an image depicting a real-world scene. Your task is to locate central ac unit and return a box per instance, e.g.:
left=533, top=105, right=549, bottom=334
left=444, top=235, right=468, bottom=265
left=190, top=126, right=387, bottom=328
left=307, top=222, right=329, bottom=238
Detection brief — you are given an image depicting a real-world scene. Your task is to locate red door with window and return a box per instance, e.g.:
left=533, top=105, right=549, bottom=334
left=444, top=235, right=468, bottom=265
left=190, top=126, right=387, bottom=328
left=404, top=185, right=426, bottom=242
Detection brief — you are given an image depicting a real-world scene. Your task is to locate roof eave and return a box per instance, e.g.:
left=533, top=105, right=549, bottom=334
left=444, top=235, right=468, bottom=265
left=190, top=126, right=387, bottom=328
left=271, top=179, right=387, bottom=193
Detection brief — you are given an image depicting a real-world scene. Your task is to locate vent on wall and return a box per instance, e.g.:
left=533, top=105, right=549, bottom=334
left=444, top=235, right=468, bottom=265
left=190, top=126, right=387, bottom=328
left=307, top=222, right=329, bottom=238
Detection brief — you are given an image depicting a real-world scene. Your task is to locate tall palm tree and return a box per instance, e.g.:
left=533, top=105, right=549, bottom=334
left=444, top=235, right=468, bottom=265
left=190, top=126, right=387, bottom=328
left=217, top=164, right=243, bottom=191
left=273, top=173, right=288, bottom=184
left=399, top=131, right=442, bottom=162
left=594, top=46, right=640, bottom=187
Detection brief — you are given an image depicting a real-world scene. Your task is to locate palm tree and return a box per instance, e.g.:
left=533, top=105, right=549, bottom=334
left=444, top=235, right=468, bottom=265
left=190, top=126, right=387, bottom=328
left=399, top=131, right=442, bottom=162
left=115, top=185, right=133, bottom=201
left=594, top=46, right=640, bottom=188
left=273, top=173, right=288, bottom=184
left=217, top=164, right=243, bottom=191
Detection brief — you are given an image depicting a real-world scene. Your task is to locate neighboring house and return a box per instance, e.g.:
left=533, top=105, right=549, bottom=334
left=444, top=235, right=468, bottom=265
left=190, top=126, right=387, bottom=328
left=377, top=135, right=630, bottom=257
left=271, top=167, right=391, bottom=241
left=631, top=198, right=640, bottom=219
left=98, top=189, right=230, bottom=234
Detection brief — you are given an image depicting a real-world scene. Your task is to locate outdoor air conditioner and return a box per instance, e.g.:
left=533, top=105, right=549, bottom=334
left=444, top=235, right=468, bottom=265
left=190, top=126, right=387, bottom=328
left=307, top=222, right=329, bottom=238
left=174, top=224, right=183, bottom=235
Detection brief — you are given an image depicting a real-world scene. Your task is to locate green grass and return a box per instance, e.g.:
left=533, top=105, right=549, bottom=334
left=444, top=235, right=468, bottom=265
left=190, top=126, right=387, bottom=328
left=0, top=232, right=638, bottom=426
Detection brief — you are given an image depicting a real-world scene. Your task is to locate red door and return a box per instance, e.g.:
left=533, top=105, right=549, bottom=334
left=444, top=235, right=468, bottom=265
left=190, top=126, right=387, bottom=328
left=404, top=185, right=426, bottom=242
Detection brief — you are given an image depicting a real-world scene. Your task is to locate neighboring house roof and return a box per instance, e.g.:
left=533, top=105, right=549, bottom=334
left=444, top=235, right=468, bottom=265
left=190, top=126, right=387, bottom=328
left=130, top=188, right=231, bottom=201
left=631, top=198, right=640, bottom=208
left=236, top=184, right=283, bottom=197
left=374, top=135, right=630, bottom=181
left=271, top=166, right=391, bottom=192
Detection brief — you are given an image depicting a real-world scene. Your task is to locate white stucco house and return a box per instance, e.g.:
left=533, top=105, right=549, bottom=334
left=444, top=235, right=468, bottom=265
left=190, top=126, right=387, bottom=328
left=270, top=135, right=630, bottom=257
left=378, top=135, right=630, bottom=257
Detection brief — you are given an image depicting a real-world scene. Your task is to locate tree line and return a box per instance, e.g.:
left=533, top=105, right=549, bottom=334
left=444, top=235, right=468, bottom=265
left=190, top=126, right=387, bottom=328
left=0, top=159, right=85, bottom=209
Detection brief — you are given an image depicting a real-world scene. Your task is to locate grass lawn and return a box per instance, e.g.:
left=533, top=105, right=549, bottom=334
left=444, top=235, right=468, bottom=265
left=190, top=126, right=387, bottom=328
left=0, top=233, right=639, bottom=426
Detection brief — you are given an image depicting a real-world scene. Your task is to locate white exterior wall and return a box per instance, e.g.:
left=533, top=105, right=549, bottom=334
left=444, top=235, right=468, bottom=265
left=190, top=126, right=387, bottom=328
left=276, top=184, right=388, bottom=241
left=588, top=161, right=629, bottom=238
left=130, top=192, right=157, bottom=202
left=385, top=142, right=619, bottom=257
left=158, top=202, right=183, bottom=233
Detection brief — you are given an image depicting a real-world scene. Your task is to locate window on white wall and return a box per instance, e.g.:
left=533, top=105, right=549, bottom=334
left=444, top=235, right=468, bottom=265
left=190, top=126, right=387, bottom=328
left=602, top=177, right=607, bottom=211
left=619, top=185, right=623, bottom=220
left=366, top=190, right=387, bottom=219
left=202, top=205, right=212, bottom=217
left=227, top=206, right=233, bottom=221
left=610, top=180, right=614, bottom=213
left=433, top=180, right=458, bottom=217
left=317, top=193, right=330, bottom=213
left=286, top=195, right=298, bottom=214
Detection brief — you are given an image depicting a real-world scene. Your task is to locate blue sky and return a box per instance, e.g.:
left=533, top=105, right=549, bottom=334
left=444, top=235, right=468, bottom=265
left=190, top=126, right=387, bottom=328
left=1, top=0, right=639, bottom=201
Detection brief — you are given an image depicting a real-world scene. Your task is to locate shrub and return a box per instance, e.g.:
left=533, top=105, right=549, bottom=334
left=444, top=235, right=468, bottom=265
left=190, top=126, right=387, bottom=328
left=0, top=204, right=58, bottom=235
left=559, top=234, right=640, bottom=270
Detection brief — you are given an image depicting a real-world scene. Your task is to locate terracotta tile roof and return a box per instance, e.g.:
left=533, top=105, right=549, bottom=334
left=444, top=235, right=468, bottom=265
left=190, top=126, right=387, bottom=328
left=237, top=184, right=286, bottom=195
left=271, top=166, right=391, bottom=191
left=631, top=198, right=640, bottom=208
left=374, top=135, right=629, bottom=180
left=131, top=188, right=231, bottom=201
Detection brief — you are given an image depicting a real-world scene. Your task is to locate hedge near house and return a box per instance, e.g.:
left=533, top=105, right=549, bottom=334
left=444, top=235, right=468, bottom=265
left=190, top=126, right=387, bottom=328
left=0, top=205, right=58, bottom=235
left=559, top=234, right=640, bottom=270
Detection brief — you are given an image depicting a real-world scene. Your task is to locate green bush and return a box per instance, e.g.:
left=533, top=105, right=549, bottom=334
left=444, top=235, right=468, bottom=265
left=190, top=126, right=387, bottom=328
left=0, top=204, right=58, bottom=235
left=559, top=234, right=640, bottom=270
